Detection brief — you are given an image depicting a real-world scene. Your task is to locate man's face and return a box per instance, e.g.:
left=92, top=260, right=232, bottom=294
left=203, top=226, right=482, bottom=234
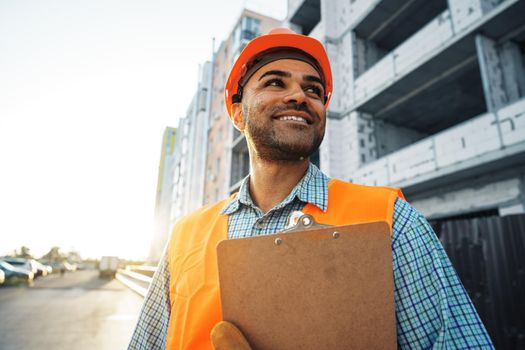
left=235, top=59, right=326, bottom=161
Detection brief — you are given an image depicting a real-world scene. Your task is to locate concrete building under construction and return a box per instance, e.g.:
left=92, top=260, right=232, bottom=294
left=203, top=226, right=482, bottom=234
left=286, top=0, right=525, bottom=220
left=286, top=2, right=525, bottom=345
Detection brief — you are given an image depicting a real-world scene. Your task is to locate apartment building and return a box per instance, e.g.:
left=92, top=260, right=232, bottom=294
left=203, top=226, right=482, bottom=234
left=148, top=62, right=212, bottom=262
left=148, top=10, right=281, bottom=261
left=170, top=61, right=213, bottom=223
left=148, top=127, right=177, bottom=262
left=287, top=0, right=525, bottom=219
left=204, top=9, right=281, bottom=203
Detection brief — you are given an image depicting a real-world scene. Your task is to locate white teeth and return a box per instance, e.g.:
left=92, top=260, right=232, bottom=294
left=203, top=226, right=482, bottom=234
left=278, top=116, right=307, bottom=123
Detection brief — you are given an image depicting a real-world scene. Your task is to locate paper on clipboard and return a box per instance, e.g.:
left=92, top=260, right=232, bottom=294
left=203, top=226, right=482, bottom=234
left=216, top=219, right=397, bottom=350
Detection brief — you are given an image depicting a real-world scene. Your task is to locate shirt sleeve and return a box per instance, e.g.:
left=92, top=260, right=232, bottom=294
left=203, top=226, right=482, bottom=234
left=128, top=246, right=171, bottom=350
left=392, top=198, right=494, bottom=349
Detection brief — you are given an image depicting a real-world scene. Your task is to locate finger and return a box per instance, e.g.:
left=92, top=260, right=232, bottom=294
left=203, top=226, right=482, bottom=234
left=211, top=321, right=253, bottom=350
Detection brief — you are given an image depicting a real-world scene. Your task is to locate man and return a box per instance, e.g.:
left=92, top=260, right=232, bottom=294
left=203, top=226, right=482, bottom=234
left=129, top=28, right=493, bottom=349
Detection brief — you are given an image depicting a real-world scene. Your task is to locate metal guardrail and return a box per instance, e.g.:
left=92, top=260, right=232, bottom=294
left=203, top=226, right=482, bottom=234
left=116, top=265, right=156, bottom=297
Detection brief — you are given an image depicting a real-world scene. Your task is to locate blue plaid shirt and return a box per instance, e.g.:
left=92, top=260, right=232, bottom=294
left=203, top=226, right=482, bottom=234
left=128, top=164, right=493, bottom=349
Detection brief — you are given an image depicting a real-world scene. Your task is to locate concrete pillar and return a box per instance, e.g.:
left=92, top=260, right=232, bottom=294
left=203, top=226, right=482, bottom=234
left=357, top=113, right=378, bottom=166
left=320, top=113, right=354, bottom=179
left=476, top=34, right=525, bottom=112
left=328, top=32, right=354, bottom=113
left=322, top=0, right=339, bottom=38
left=476, top=34, right=508, bottom=111
left=320, top=111, right=379, bottom=179
left=500, top=41, right=525, bottom=103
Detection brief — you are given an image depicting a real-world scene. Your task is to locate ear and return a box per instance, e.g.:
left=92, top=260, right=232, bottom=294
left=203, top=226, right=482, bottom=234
left=230, top=103, right=246, bottom=133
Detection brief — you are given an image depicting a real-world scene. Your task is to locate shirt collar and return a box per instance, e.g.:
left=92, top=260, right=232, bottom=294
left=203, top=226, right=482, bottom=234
left=220, top=163, right=329, bottom=215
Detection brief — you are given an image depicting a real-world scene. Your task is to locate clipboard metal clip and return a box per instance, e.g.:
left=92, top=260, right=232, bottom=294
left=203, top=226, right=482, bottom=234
left=281, top=211, right=332, bottom=233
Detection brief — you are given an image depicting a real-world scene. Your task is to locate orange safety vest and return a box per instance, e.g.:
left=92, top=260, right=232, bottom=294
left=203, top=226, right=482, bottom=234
left=166, top=179, right=404, bottom=350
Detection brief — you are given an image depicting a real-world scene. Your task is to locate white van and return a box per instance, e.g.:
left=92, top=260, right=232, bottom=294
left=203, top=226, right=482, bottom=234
left=99, top=256, right=119, bottom=278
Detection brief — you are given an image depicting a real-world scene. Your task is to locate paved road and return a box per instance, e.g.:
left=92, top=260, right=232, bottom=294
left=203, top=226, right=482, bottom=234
left=0, top=270, right=144, bottom=350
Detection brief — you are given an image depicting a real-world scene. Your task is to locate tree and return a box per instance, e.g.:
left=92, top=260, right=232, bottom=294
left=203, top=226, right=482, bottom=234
left=41, top=246, right=64, bottom=262
left=16, top=246, right=33, bottom=259
left=67, top=250, right=82, bottom=263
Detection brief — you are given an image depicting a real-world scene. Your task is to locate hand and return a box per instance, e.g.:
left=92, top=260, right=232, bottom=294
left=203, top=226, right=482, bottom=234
left=211, top=321, right=253, bottom=350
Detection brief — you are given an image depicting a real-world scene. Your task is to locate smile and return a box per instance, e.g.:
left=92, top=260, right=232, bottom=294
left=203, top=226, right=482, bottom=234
left=277, top=116, right=309, bottom=124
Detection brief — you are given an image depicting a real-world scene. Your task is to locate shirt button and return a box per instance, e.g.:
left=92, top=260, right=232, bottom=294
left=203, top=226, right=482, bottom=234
left=255, top=221, right=265, bottom=229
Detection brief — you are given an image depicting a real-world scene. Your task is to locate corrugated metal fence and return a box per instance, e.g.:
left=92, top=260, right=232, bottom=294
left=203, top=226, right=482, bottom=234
left=431, top=214, right=525, bottom=349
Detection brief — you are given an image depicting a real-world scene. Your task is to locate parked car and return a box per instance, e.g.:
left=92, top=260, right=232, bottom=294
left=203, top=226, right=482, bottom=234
left=32, top=260, right=49, bottom=277
left=0, top=269, right=4, bottom=285
left=0, top=260, right=34, bottom=285
left=1, top=258, right=38, bottom=277
left=40, top=260, right=60, bottom=273
left=41, top=263, right=53, bottom=274
left=63, top=262, right=77, bottom=272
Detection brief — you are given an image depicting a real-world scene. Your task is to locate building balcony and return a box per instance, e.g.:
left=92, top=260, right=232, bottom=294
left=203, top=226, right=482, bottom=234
left=345, top=0, right=381, bottom=31
left=288, top=0, right=320, bottom=35
left=352, top=0, right=447, bottom=49
left=352, top=0, right=525, bottom=126
left=351, top=98, right=525, bottom=196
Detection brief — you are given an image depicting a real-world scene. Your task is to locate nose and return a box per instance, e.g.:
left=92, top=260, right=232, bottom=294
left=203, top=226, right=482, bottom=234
left=283, top=83, right=307, bottom=105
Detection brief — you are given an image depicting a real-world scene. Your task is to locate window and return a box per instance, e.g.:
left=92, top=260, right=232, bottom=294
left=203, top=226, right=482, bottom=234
left=242, top=16, right=260, bottom=41
left=233, top=25, right=241, bottom=53
left=232, top=16, right=261, bottom=54
left=232, top=24, right=241, bottom=54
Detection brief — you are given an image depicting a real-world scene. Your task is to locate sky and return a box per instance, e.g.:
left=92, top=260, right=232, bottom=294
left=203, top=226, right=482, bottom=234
left=0, top=0, right=287, bottom=260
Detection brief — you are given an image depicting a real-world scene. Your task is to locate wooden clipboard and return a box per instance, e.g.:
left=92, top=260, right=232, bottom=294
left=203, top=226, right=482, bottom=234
left=216, top=220, right=396, bottom=350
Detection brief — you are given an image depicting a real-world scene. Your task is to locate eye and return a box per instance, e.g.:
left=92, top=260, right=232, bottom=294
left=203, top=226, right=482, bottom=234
left=305, top=85, right=323, bottom=98
left=264, top=78, right=284, bottom=88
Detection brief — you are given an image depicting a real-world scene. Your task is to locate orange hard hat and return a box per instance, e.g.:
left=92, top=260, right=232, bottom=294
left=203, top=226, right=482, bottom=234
left=224, top=27, right=333, bottom=117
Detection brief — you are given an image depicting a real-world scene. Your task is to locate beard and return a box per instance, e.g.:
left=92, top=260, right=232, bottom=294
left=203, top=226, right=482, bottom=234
left=243, top=102, right=324, bottom=161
